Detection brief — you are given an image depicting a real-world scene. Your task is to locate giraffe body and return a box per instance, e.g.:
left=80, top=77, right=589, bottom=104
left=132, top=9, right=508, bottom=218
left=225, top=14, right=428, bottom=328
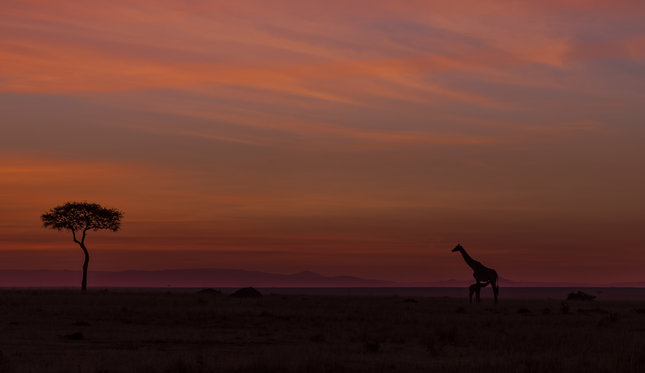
left=452, top=244, right=499, bottom=304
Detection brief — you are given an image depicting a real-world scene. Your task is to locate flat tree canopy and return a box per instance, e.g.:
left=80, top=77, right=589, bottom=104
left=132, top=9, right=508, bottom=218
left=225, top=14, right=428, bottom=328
left=42, top=202, right=122, bottom=232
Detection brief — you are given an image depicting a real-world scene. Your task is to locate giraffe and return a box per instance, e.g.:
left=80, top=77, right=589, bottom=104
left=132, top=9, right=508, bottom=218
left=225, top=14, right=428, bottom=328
left=452, top=244, right=499, bottom=304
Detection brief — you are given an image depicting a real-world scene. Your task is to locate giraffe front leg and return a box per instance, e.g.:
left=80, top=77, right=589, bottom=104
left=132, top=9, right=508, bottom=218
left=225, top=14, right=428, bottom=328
left=469, top=284, right=477, bottom=304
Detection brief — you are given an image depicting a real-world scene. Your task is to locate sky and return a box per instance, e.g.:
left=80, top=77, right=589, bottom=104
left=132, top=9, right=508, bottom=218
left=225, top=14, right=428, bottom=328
left=1, top=0, right=645, bottom=284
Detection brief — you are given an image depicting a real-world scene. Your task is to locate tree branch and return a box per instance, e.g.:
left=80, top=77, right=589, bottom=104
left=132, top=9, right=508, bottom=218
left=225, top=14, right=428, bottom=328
left=81, top=226, right=89, bottom=246
left=71, top=229, right=81, bottom=245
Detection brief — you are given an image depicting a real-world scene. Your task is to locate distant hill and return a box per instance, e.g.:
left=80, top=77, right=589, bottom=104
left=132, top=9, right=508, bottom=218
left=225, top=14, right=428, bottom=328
left=0, top=269, right=641, bottom=288
left=399, top=278, right=613, bottom=288
left=0, top=268, right=394, bottom=288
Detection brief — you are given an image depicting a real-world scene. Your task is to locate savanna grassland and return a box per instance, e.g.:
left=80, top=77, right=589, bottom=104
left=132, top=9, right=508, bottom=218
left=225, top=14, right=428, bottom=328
left=0, top=290, right=644, bottom=373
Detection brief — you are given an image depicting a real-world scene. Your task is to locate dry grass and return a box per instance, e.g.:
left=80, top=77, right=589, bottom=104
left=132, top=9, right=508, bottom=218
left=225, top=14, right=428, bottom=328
left=0, top=290, right=644, bottom=372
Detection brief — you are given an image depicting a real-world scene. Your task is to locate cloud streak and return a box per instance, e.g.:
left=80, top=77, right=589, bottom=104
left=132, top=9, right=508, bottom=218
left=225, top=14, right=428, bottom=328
left=1, top=1, right=645, bottom=282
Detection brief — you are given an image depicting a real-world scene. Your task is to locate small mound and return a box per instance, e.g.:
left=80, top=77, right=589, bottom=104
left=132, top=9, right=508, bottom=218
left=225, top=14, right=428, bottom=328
left=64, top=332, right=84, bottom=340
left=566, top=291, right=596, bottom=301
left=196, top=288, right=222, bottom=295
left=230, top=287, right=262, bottom=298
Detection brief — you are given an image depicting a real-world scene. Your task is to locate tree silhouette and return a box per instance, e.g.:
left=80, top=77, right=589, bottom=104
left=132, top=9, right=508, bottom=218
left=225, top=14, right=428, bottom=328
left=41, top=202, right=123, bottom=291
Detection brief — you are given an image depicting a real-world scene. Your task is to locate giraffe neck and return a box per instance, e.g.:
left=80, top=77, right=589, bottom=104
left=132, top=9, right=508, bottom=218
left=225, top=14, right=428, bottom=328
left=459, top=249, right=478, bottom=270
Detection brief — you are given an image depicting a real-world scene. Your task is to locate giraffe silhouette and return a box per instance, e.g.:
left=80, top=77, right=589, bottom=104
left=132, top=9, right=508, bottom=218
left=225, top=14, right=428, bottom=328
left=452, top=244, right=499, bottom=304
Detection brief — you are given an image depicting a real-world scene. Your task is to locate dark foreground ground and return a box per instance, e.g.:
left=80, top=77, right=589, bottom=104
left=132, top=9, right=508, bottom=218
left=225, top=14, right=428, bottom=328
left=1, top=290, right=644, bottom=373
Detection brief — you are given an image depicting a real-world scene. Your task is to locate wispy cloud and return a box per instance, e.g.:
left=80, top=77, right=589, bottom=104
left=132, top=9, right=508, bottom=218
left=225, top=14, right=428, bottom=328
left=1, top=1, right=645, bottom=281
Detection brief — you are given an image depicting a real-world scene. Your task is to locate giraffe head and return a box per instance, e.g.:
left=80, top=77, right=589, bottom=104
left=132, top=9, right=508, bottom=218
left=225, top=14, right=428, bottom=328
left=452, top=243, right=463, bottom=252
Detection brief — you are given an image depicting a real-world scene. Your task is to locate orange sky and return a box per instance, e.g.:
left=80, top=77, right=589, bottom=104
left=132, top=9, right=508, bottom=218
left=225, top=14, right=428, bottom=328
left=1, top=0, right=644, bottom=283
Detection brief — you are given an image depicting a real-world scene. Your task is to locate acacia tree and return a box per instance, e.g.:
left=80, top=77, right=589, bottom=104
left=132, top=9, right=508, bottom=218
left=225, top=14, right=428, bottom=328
left=41, top=202, right=123, bottom=291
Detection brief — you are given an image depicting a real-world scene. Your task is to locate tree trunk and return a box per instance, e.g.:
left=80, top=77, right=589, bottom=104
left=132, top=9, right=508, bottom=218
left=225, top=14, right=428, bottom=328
left=81, top=244, right=90, bottom=292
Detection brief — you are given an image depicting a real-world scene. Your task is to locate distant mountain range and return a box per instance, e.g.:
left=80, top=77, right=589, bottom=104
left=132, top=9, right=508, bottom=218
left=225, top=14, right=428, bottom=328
left=0, top=269, right=393, bottom=288
left=0, top=269, right=642, bottom=288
